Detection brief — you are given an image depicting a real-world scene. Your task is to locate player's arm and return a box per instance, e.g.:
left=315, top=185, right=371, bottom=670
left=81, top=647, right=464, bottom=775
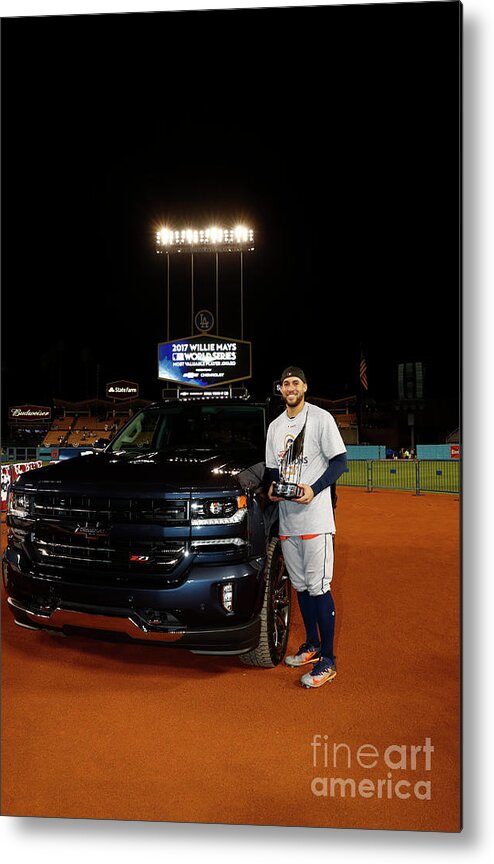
left=295, top=412, right=347, bottom=505
left=294, top=453, right=347, bottom=504
left=309, top=452, right=347, bottom=495
left=311, top=411, right=348, bottom=495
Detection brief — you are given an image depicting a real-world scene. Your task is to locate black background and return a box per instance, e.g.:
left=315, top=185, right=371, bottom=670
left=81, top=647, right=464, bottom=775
left=1, top=2, right=461, bottom=424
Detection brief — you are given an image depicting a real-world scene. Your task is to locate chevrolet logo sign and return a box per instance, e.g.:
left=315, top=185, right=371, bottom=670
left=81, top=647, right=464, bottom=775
left=74, top=524, right=109, bottom=540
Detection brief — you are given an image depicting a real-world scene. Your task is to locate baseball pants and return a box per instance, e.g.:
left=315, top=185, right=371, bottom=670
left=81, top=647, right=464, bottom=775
left=280, top=534, right=334, bottom=596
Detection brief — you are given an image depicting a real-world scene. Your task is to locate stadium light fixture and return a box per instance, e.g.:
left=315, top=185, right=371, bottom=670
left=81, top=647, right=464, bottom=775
left=156, top=222, right=255, bottom=342
left=156, top=225, right=255, bottom=254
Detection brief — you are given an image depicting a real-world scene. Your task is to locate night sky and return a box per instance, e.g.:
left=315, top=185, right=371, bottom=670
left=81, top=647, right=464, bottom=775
left=1, top=2, right=461, bottom=426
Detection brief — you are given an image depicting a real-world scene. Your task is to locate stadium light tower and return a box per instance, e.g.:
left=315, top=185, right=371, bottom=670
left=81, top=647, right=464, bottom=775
left=155, top=224, right=255, bottom=339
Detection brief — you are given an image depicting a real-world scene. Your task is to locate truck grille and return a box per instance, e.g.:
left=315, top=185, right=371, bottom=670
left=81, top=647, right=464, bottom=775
left=31, top=493, right=190, bottom=580
left=33, top=529, right=185, bottom=572
left=33, top=494, right=189, bottom=525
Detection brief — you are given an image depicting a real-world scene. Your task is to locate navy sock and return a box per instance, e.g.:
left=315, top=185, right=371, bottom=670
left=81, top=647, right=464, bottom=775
left=296, top=590, right=320, bottom=648
left=313, top=590, right=336, bottom=664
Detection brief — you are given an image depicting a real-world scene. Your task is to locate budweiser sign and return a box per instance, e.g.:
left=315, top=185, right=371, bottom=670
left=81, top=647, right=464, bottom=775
left=9, top=405, right=52, bottom=421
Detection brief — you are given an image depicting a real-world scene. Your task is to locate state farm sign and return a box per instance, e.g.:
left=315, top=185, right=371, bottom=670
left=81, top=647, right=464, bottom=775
left=106, top=380, right=139, bottom=400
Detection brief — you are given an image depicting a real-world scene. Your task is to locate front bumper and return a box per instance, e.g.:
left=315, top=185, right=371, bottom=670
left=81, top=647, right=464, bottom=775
left=6, top=597, right=262, bottom=654
left=3, top=547, right=265, bottom=655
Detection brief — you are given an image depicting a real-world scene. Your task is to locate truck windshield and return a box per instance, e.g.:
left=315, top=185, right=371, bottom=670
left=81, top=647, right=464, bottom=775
left=109, top=404, right=266, bottom=453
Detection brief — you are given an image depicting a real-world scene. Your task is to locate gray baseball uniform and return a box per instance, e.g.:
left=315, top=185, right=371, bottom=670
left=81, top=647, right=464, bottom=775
left=265, top=402, right=346, bottom=595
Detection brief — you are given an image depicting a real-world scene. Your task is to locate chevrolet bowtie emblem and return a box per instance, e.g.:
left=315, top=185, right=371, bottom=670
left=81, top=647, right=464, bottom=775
left=74, top=524, right=109, bottom=540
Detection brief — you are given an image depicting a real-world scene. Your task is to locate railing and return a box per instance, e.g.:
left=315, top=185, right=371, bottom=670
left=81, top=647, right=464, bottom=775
left=338, top=460, right=460, bottom=495
left=3, top=446, right=40, bottom=463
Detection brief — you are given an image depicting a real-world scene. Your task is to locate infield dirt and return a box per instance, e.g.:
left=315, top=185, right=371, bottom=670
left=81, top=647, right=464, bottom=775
left=1, top=487, right=460, bottom=831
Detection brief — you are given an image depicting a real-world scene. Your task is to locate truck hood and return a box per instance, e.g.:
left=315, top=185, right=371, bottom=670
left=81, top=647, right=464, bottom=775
left=16, top=448, right=266, bottom=494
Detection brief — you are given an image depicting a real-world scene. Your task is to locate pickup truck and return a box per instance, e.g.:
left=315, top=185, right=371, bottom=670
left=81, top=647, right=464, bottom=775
left=2, top=396, right=290, bottom=667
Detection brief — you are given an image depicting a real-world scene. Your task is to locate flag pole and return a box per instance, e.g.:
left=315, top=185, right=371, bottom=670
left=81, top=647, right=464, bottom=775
left=358, top=346, right=369, bottom=444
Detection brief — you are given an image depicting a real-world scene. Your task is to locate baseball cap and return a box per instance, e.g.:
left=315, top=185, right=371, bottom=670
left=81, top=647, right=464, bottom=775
left=280, top=366, right=307, bottom=384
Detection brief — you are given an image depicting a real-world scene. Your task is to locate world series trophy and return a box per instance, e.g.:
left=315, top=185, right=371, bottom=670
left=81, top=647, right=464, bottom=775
left=272, top=422, right=307, bottom=500
left=272, top=462, right=304, bottom=500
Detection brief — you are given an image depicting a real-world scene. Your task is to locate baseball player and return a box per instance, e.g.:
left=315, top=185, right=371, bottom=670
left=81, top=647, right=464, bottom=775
left=265, top=366, right=347, bottom=688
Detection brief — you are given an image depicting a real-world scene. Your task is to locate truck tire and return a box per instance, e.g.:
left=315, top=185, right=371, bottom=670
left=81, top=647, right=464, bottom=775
left=239, top=536, right=291, bottom=667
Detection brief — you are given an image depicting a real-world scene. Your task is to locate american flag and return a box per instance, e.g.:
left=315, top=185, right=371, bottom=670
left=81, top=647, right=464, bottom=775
left=360, top=352, right=368, bottom=390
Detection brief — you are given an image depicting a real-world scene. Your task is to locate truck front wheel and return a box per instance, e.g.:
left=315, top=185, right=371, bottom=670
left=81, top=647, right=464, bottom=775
left=239, top=537, right=291, bottom=668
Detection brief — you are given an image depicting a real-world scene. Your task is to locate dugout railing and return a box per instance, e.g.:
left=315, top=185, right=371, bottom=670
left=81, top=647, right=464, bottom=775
left=338, top=460, right=460, bottom=494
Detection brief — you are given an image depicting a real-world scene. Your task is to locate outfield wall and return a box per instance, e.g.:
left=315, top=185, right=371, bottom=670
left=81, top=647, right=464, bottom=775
left=417, top=444, right=461, bottom=460
left=345, top=445, right=386, bottom=460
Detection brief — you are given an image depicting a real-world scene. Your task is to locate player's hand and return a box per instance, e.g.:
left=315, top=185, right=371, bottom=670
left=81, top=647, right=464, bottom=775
left=294, top=483, right=314, bottom=504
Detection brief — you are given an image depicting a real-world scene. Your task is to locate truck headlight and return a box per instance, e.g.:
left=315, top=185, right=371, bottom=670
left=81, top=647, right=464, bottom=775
left=191, top=496, right=247, bottom=526
left=8, top=491, right=33, bottom=519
